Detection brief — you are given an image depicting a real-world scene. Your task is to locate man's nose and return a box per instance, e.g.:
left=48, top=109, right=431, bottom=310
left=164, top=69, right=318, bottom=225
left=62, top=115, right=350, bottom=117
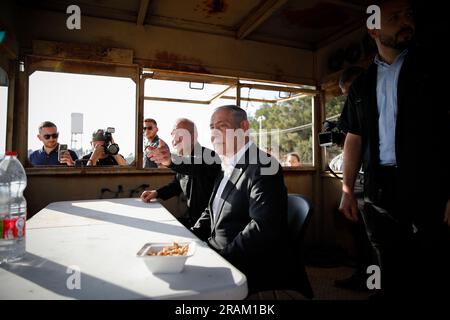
left=402, top=13, right=414, bottom=28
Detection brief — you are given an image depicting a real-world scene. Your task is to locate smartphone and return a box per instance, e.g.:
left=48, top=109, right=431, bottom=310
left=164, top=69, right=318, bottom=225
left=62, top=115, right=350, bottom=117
left=58, top=144, right=68, bottom=162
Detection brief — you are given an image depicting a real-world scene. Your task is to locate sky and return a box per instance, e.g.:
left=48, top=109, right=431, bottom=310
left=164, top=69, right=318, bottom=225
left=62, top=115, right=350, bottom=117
left=28, top=71, right=136, bottom=158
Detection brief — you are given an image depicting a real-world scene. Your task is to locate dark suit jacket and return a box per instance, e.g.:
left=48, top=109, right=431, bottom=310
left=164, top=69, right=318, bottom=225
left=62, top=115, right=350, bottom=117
left=157, top=144, right=221, bottom=227
left=192, top=144, right=308, bottom=294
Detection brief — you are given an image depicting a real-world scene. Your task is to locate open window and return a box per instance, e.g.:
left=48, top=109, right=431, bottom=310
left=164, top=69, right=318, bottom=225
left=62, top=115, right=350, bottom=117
left=142, top=71, right=236, bottom=168
left=241, top=81, right=317, bottom=168
left=143, top=70, right=317, bottom=169
left=27, top=70, right=136, bottom=167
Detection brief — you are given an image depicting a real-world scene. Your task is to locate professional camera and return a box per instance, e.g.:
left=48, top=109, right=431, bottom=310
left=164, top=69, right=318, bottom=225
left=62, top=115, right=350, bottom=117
left=318, top=120, right=346, bottom=147
left=103, top=127, right=120, bottom=155
left=93, top=128, right=120, bottom=155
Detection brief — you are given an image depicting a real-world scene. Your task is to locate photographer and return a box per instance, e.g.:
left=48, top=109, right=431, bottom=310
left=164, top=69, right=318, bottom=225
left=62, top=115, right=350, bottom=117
left=82, top=129, right=127, bottom=166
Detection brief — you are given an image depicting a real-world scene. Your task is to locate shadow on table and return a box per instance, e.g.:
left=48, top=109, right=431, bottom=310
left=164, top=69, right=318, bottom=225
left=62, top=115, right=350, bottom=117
left=155, top=265, right=245, bottom=294
left=57, top=204, right=193, bottom=239
left=0, top=252, right=146, bottom=299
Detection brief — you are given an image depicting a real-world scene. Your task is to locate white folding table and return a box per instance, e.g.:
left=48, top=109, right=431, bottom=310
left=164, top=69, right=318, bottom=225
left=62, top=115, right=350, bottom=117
left=0, top=198, right=248, bottom=300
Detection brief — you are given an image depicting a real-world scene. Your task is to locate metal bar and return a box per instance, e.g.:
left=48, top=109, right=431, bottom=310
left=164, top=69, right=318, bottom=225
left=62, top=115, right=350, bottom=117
left=209, top=85, right=235, bottom=104
left=240, top=83, right=319, bottom=95
left=221, top=96, right=278, bottom=104
left=144, top=96, right=210, bottom=105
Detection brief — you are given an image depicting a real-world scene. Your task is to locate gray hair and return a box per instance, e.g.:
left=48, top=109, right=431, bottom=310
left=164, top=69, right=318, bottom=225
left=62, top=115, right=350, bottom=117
left=213, top=105, right=248, bottom=127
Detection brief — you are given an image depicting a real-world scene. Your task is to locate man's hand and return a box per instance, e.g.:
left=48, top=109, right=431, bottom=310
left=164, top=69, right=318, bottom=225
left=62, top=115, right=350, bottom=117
left=339, top=192, right=359, bottom=222
left=113, top=154, right=128, bottom=166
left=60, top=152, right=74, bottom=166
left=141, top=190, right=158, bottom=203
left=148, top=139, right=172, bottom=166
left=88, top=144, right=105, bottom=165
left=444, top=199, right=450, bottom=227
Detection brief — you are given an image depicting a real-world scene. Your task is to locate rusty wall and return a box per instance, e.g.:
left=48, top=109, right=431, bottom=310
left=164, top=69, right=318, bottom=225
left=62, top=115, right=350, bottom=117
left=16, top=8, right=315, bottom=85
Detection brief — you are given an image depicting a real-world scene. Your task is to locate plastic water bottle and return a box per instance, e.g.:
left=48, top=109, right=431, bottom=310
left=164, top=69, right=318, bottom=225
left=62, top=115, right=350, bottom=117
left=0, top=152, right=27, bottom=263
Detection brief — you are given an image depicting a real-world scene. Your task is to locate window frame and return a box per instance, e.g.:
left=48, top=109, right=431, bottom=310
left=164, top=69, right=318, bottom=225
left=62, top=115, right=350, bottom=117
left=23, top=58, right=320, bottom=174
left=24, top=54, right=142, bottom=173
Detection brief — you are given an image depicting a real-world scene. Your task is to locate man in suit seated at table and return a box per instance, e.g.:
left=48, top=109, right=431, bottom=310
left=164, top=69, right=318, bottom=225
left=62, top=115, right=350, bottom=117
left=148, top=105, right=309, bottom=294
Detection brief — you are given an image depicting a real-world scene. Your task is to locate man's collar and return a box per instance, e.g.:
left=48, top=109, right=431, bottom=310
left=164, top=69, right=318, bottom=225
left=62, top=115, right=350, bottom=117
left=221, top=140, right=252, bottom=176
left=374, top=49, right=408, bottom=67
left=42, top=144, right=58, bottom=155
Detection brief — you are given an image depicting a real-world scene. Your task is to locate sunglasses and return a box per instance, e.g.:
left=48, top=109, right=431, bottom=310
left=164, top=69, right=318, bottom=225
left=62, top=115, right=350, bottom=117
left=43, top=133, right=59, bottom=140
left=143, top=126, right=154, bottom=131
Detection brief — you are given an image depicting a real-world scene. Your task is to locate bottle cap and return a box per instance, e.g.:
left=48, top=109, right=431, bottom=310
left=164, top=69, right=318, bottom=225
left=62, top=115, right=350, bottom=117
left=5, top=152, right=18, bottom=156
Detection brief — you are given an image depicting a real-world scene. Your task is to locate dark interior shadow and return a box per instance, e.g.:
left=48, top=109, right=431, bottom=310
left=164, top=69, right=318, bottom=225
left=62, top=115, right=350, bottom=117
left=50, top=203, right=195, bottom=239
left=0, top=252, right=146, bottom=299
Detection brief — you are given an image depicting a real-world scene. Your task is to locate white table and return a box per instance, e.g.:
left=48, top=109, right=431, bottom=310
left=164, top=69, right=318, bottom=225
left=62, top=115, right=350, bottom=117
left=0, top=198, right=248, bottom=300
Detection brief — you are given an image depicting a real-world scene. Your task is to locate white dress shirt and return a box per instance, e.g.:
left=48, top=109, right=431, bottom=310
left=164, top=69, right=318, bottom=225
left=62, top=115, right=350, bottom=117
left=211, top=141, right=253, bottom=223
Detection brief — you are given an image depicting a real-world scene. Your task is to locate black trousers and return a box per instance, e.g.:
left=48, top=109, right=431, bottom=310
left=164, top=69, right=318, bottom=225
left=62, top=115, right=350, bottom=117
left=363, top=166, right=449, bottom=297
left=352, top=175, right=375, bottom=277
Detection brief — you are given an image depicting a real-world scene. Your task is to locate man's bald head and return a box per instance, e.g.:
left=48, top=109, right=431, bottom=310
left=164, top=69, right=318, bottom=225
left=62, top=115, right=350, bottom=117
left=171, top=118, right=198, bottom=155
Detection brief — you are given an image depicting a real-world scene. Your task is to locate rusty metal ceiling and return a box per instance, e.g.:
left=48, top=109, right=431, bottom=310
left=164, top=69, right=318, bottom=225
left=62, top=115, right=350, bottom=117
left=18, top=0, right=370, bottom=50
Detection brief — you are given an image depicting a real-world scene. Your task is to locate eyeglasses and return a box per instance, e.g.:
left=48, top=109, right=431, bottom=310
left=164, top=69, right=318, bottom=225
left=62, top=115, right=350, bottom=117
left=43, top=133, right=59, bottom=140
left=143, top=126, right=154, bottom=131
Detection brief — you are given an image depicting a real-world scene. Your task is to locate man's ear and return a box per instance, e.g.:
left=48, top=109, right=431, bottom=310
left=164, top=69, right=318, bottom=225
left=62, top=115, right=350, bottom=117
left=367, top=28, right=377, bottom=41
left=241, top=120, right=250, bottom=131
left=37, top=134, right=42, bottom=142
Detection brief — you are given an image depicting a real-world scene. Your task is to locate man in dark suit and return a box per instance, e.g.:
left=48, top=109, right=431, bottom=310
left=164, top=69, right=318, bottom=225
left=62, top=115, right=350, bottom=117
left=141, top=118, right=221, bottom=228
left=189, top=105, right=308, bottom=294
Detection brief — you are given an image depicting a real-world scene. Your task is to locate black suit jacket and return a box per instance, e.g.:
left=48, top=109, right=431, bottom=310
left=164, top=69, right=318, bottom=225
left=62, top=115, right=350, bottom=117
left=192, top=144, right=308, bottom=293
left=157, top=145, right=221, bottom=226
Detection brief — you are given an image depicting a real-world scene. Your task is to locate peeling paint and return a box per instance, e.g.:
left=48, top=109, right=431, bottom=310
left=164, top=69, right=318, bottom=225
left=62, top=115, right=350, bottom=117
left=203, top=0, right=228, bottom=14
left=195, top=0, right=229, bottom=18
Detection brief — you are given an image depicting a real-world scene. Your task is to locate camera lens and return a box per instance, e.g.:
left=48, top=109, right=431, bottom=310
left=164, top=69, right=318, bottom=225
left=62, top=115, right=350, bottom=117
left=107, top=143, right=119, bottom=155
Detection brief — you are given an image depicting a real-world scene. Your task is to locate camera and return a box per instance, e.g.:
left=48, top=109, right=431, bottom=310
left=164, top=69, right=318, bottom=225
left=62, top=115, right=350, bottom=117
left=103, top=127, right=120, bottom=155
left=93, top=128, right=120, bottom=155
left=318, top=120, right=346, bottom=147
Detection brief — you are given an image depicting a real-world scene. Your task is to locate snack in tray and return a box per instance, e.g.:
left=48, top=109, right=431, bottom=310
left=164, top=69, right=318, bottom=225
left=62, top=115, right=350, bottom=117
left=147, top=242, right=189, bottom=256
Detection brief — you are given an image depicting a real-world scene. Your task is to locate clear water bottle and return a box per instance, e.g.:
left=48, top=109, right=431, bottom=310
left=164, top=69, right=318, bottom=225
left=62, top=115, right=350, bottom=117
left=0, top=152, right=27, bottom=263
